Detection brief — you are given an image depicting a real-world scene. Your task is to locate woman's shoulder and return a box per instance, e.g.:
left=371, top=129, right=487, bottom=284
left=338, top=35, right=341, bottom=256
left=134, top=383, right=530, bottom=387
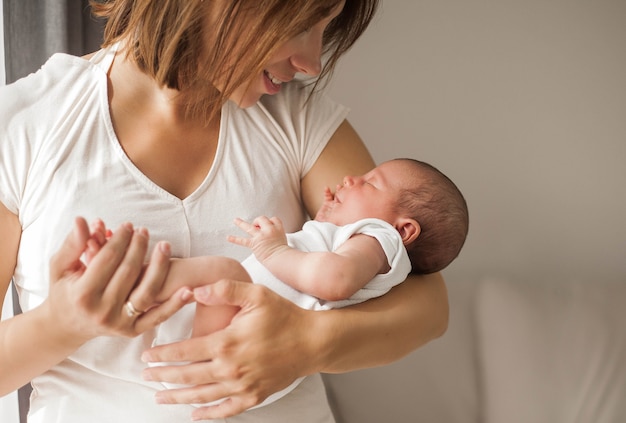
left=1, top=53, right=101, bottom=117
left=253, top=80, right=349, bottom=141
left=259, top=79, right=346, bottom=116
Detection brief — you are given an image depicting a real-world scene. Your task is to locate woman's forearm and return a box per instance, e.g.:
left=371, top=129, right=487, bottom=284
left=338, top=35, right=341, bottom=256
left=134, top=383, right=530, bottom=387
left=309, top=272, right=449, bottom=374
left=0, top=304, right=85, bottom=395
left=140, top=273, right=447, bottom=415
left=0, top=219, right=191, bottom=396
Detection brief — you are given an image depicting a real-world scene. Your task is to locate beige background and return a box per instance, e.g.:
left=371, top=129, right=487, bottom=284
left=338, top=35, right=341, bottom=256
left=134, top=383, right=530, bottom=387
left=327, top=0, right=626, bottom=284
left=324, top=1, right=625, bottom=421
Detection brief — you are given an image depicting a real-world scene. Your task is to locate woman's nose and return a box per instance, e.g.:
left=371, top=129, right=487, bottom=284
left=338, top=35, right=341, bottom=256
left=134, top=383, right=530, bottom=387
left=290, top=31, right=323, bottom=76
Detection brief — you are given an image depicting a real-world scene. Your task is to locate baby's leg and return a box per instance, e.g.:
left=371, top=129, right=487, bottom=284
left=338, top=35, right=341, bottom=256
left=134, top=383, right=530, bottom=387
left=148, top=256, right=252, bottom=389
left=160, top=256, right=252, bottom=337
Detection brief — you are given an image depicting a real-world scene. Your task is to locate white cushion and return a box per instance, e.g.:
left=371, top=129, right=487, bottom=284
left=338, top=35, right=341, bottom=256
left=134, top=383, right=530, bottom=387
left=324, top=278, right=481, bottom=423
left=477, top=278, right=626, bottom=423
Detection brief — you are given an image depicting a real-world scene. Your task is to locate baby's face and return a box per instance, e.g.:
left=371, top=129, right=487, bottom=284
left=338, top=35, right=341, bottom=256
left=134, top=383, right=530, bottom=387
left=319, top=160, right=416, bottom=227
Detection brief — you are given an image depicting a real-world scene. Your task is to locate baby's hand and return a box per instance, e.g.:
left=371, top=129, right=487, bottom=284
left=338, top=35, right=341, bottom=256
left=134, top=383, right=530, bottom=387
left=228, top=216, right=289, bottom=263
left=313, top=186, right=337, bottom=222
left=323, top=185, right=335, bottom=203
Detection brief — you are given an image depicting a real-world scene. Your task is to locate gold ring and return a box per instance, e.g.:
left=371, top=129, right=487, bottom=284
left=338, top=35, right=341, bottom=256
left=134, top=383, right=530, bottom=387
left=124, top=300, right=143, bottom=317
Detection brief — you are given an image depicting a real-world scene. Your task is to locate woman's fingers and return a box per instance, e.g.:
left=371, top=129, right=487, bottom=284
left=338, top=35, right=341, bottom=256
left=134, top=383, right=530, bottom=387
left=81, top=222, right=136, bottom=295
left=144, top=354, right=262, bottom=418
left=50, top=219, right=184, bottom=338
left=46, top=219, right=140, bottom=340
left=139, top=281, right=251, bottom=366
left=49, top=217, right=91, bottom=281
left=109, top=235, right=190, bottom=337
left=142, top=334, right=215, bottom=367
left=133, top=287, right=194, bottom=334
left=155, top=380, right=258, bottom=419
left=124, top=240, right=172, bottom=314
left=154, top=380, right=227, bottom=405
left=101, top=226, right=150, bottom=300
left=192, top=398, right=256, bottom=421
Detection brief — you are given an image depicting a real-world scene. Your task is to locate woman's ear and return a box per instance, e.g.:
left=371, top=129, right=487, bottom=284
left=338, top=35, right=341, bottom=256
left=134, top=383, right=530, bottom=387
left=396, top=218, right=420, bottom=246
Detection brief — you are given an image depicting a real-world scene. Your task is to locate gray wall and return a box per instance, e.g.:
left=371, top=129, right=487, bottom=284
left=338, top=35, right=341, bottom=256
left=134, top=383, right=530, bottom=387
left=323, top=3, right=625, bottom=421
left=326, top=0, right=626, bottom=285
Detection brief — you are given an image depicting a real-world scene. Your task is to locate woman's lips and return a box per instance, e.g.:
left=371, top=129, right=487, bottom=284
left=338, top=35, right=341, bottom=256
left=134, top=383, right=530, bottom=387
left=264, top=71, right=284, bottom=94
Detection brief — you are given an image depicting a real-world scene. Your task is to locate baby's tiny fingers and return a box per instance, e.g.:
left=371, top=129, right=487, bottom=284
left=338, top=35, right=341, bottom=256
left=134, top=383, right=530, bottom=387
left=233, top=217, right=256, bottom=233
left=228, top=235, right=252, bottom=248
left=269, top=216, right=283, bottom=229
left=252, top=216, right=274, bottom=230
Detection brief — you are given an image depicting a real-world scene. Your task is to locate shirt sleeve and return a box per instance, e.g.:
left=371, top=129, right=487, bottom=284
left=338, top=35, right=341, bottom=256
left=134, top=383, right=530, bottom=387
left=259, top=81, right=350, bottom=178
left=0, top=76, right=38, bottom=214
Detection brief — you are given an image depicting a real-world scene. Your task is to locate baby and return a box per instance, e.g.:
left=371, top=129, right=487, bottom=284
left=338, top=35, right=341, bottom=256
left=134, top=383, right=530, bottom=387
left=87, top=158, right=468, bottom=333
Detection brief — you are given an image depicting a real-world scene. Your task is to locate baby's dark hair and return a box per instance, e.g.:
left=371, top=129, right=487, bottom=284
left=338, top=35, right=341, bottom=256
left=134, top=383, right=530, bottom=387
left=393, top=159, right=469, bottom=274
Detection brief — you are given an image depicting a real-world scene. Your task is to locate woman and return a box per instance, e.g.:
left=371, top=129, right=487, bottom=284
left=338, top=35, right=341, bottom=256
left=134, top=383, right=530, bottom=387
left=0, top=0, right=449, bottom=421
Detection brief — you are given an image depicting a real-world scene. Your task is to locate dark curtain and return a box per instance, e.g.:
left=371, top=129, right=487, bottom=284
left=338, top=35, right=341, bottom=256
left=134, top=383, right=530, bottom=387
left=3, top=0, right=103, bottom=84
left=2, top=1, right=104, bottom=421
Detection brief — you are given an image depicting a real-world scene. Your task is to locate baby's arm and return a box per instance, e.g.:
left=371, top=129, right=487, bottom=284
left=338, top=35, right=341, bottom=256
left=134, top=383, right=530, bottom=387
left=82, top=219, right=250, bottom=336
left=228, top=216, right=389, bottom=302
left=83, top=219, right=250, bottom=299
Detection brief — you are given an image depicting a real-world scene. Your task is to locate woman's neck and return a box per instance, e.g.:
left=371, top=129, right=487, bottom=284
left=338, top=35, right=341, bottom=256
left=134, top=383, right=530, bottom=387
left=107, top=53, right=221, bottom=199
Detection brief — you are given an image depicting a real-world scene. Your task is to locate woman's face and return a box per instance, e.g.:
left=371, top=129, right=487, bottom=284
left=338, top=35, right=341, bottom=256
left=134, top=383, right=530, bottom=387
left=229, top=1, right=346, bottom=108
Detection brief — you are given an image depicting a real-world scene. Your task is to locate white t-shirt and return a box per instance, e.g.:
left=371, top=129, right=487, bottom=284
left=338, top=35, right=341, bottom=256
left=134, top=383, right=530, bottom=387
left=0, top=45, right=348, bottom=423
left=242, top=218, right=411, bottom=310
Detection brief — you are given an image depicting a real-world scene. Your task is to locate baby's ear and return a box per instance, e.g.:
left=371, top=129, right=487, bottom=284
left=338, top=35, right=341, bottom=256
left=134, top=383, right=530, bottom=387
left=396, top=218, right=420, bottom=246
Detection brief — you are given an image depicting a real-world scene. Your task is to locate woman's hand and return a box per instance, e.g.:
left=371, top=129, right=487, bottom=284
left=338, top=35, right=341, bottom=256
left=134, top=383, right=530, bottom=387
left=46, top=217, right=192, bottom=345
left=1, top=217, right=194, bottom=395
left=141, top=280, right=319, bottom=420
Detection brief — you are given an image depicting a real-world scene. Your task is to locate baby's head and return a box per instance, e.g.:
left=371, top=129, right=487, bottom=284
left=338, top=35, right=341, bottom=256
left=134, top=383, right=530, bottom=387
left=392, top=159, right=468, bottom=274
left=317, top=158, right=468, bottom=273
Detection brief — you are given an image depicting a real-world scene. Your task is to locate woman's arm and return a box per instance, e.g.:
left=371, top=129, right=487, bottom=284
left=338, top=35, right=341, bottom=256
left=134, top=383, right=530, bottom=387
left=0, top=204, right=20, bottom=304
left=0, top=204, right=89, bottom=395
left=300, top=120, right=449, bottom=368
left=0, top=210, right=189, bottom=395
left=307, top=272, right=448, bottom=372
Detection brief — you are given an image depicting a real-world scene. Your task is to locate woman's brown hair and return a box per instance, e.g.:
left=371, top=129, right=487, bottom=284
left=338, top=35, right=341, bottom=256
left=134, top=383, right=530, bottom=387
left=90, top=0, right=378, bottom=124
